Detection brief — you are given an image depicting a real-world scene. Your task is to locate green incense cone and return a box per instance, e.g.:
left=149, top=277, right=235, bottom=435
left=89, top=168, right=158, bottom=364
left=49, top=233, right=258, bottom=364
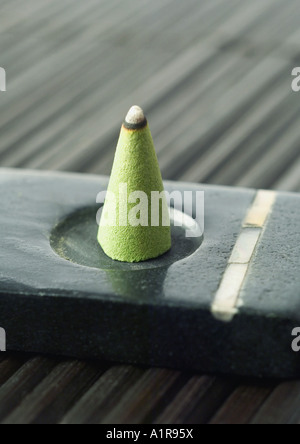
left=98, top=106, right=171, bottom=262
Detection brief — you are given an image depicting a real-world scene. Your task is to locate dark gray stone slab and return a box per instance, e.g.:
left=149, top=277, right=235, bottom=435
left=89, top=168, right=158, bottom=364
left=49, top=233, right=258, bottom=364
left=0, top=168, right=299, bottom=378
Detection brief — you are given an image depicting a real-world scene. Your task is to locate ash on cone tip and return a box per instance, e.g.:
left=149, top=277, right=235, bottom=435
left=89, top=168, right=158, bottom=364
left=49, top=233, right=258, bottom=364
left=125, top=106, right=146, bottom=125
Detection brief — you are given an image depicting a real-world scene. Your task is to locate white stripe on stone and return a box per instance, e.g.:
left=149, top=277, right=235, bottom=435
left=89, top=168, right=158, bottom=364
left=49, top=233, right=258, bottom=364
left=211, top=190, right=277, bottom=322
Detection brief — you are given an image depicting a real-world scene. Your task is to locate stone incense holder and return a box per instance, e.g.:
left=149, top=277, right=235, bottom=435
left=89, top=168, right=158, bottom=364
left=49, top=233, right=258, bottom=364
left=0, top=107, right=299, bottom=379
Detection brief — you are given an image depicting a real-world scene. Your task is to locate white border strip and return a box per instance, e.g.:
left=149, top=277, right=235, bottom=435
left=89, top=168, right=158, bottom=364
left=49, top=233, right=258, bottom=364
left=211, top=190, right=277, bottom=322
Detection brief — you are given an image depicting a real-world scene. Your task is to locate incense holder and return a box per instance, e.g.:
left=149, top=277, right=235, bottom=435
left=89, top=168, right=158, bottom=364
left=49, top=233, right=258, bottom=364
left=0, top=168, right=299, bottom=378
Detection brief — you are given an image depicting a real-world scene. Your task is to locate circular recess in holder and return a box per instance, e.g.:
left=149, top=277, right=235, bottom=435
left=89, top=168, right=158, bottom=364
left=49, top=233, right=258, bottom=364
left=50, top=206, right=203, bottom=271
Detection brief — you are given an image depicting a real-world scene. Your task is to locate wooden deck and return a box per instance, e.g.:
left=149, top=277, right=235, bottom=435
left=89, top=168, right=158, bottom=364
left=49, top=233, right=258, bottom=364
left=0, top=0, right=300, bottom=424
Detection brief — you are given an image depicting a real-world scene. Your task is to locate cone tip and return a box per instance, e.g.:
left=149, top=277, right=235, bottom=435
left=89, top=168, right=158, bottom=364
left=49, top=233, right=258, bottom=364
left=125, top=106, right=145, bottom=125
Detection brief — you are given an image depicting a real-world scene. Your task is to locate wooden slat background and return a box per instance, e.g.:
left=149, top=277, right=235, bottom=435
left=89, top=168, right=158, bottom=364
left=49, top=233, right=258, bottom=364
left=0, top=0, right=300, bottom=424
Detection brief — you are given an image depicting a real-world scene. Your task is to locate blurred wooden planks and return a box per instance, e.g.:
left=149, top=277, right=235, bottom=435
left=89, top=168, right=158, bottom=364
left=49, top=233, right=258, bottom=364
left=1, top=0, right=300, bottom=424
